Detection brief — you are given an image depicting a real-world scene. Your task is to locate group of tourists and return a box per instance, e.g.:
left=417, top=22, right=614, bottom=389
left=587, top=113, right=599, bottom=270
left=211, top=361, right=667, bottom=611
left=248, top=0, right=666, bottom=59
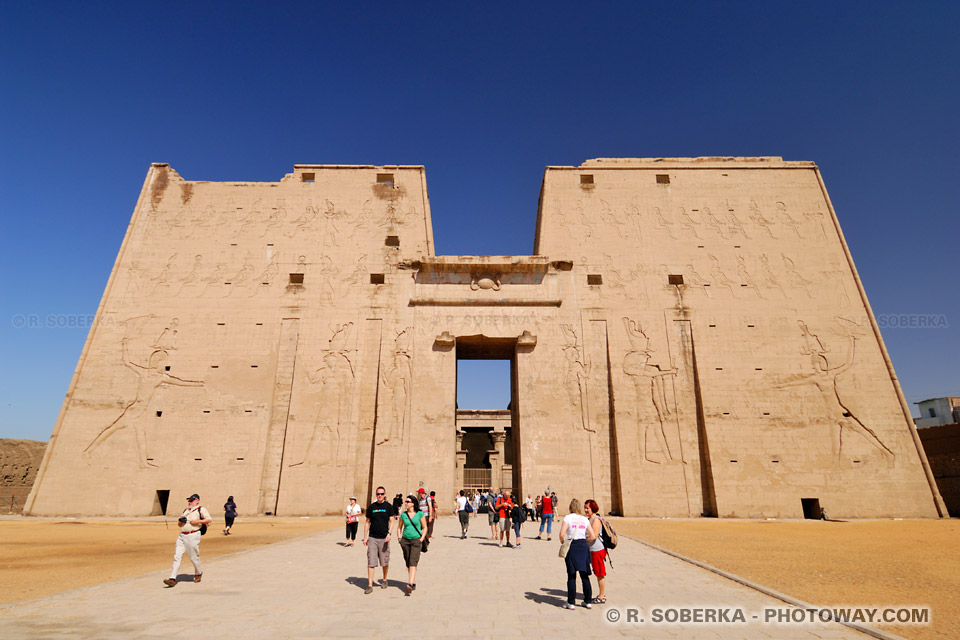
left=349, top=485, right=616, bottom=608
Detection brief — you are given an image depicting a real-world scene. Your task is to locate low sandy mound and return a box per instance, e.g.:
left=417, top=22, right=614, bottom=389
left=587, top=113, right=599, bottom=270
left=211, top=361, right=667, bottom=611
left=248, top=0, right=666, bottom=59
left=0, top=439, right=47, bottom=513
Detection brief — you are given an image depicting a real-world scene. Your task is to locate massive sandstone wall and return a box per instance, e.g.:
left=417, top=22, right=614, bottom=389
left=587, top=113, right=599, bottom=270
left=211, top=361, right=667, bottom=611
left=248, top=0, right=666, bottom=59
left=533, top=157, right=942, bottom=517
left=24, top=158, right=944, bottom=518
left=27, top=164, right=434, bottom=516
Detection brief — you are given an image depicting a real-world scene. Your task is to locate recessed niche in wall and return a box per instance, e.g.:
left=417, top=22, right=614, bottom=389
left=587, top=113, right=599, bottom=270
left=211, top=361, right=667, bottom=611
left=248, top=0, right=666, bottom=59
left=370, top=274, right=385, bottom=284
left=587, top=274, right=603, bottom=285
left=289, top=273, right=304, bottom=285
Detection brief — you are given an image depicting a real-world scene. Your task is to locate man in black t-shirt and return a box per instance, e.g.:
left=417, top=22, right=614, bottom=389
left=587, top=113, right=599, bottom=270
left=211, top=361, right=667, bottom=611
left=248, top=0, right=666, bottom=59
left=362, top=485, right=396, bottom=594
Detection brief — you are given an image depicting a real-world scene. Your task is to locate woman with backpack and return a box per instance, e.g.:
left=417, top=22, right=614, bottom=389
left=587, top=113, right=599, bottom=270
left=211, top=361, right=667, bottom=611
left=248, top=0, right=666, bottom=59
left=396, top=494, right=428, bottom=595
left=223, top=496, right=237, bottom=536
left=584, top=499, right=607, bottom=604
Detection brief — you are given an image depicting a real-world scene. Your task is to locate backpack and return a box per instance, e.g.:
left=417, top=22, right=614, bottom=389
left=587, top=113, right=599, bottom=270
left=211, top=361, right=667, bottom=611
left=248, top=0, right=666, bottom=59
left=599, top=516, right=617, bottom=549
left=465, top=500, right=474, bottom=513
left=511, top=504, right=525, bottom=523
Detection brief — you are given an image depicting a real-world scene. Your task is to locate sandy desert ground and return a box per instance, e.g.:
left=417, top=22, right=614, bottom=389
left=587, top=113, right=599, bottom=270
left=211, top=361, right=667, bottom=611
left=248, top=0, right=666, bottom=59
left=1, top=516, right=955, bottom=640
left=616, top=518, right=958, bottom=640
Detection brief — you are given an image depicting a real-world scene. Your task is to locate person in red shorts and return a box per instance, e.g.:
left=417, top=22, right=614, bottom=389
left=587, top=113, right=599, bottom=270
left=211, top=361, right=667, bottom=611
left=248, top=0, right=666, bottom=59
left=584, top=499, right=607, bottom=604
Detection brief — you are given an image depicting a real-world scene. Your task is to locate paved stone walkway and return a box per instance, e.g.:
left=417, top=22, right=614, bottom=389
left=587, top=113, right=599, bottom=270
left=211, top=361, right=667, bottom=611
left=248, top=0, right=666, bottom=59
left=1, top=515, right=869, bottom=639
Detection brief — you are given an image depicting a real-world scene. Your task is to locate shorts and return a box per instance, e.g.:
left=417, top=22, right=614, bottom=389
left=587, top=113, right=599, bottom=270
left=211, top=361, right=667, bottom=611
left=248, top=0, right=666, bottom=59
left=400, top=536, right=422, bottom=568
left=499, top=517, right=512, bottom=531
left=590, top=548, right=607, bottom=577
left=488, top=510, right=497, bottom=525
left=367, top=537, right=390, bottom=567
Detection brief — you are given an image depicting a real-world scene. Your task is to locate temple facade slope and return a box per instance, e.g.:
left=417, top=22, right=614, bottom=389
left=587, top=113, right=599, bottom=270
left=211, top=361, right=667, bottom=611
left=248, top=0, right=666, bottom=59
left=25, top=158, right=945, bottom=518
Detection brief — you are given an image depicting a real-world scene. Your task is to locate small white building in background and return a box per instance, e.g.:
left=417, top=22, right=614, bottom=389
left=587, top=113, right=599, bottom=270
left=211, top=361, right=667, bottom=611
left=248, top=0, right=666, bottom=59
left=915, top=397, right=960, bottom=428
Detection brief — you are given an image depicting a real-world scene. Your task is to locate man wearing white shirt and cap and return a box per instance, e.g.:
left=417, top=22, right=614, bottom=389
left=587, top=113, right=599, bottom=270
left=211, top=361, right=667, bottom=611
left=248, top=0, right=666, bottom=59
left=163, top=493, right=212, bottom=587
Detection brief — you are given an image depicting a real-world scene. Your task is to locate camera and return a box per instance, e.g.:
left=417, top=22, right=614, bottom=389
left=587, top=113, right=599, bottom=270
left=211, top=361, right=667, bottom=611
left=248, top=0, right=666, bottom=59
left=178, top=516, right=187, bottom=524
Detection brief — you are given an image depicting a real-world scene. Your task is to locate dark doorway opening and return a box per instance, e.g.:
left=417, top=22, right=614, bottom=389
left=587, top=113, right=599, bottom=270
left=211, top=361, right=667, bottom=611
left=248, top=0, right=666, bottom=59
left=153, top=489, right=170, bottom=516
left=801, top=497, right=821, bottom=520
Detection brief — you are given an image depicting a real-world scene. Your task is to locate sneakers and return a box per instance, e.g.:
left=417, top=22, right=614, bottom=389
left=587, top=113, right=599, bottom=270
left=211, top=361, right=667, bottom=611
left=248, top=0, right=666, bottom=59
left=535, top=535, right=541, bottom=540
left=380, top=580, right=388, bottom=589
left=582, top=602, right=592, bottom=609
left=364, top=586, right=373, bottom=595
left=562, top=603, right=576, bottom=610
left=163, top=578, right=176, bottom=587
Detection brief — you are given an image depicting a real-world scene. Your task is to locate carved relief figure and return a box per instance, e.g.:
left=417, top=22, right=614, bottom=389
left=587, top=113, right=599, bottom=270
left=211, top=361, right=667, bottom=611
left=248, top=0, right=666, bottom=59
left=804, top=205, right=828, bottom=242
left=736, top=255, right=765, bottom=298
left=708, top=254, right=738, bottom=298
left=287, top=203, right=319, bottom=237
left=290, top=323, right=355, bottom=467
left=652, top=207, right=677, bottom=239
left=250, top=252, right=279, bottom=297
left=225, top=256, right=256, bottom=296
left=726, top=207, right=752, bottom=239
left=775, top=319, right=894, bottom=460
left=622, top=318, right=678, bottom=463
left=776, top=201, right=803, bottom=238
left=677, top=206, right=701, bottom=238
left=684, top=264, right=712, bottom=297
left=377, top=327, right=414, bottom=445
left=781, top=253, right=814, bottom=298
left=151, top=317, right=179, bottom=351
left=599, top=199, right=628, bottom=239
left=758, top=254, right=788, bottom=297
left=83, top=331, right=203, bottom=468
left=700, top=207, right=727, bottom=238
left=148, top=254, right=178, bottom=296
left=749, top=200, right=777, bottom=238
left=560, top=324, right=594, bottom=433
left=176, top=254, right=205, bottom=295
left=260, top=199, right=287, bottom=237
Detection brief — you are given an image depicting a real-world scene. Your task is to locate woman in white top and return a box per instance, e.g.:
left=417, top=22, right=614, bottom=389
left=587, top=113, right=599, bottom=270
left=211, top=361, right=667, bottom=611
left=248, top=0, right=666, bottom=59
left=584, top=499, right=607, bottom=604
left=455, top=489, right=470, bottom=539
left=344, top=497, right=362, bottom=546
left=559, top=498, right=596, bottom=609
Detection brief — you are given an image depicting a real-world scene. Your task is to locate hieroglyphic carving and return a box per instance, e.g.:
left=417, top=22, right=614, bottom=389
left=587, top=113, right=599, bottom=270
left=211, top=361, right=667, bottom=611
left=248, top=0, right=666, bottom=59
left=289, top=323, right=355, bottom=467
left=804, top=204, right=828, bottom=242
left=776, top=201, right=803, bottom=238
left=781, top=253, right=814, bottom=298
left=150, top=318, right=179, bottom=351
left=83, top=319, right=204, bottom=468
left=775, top=319, right=894, bottom=460
left=599, top=199, right=628, bottom=240
left=149, top=254, right=178, bottom=296
left=225, top=255, right=256, bottom=296
left=700, top=207, right=727, bottom=238
left=376, top=327, right=413, bottom=445
left=260, top=199, right=287, bottom=238
left=560, top=324, right=594, bottom=433
left=726, top=206, right=752, bottom=239
left=622, top=318, right=677, bottom=463
left=678, top=206, right=701, bottom=238
left=749, top=199, right=777, bottom=238
left=708, top=254, right=739, bottom=298
left=177, top=254, right=205, bottom=295
left=683, top=264, right=712, bottom=297
left=287, top=203, right=319, bottom=237
left=758, top=254, right=788, bottom=298
left=736, top=255, right=765, bottom=298
left=250, top=252, right=279, bottom=297
left=652, top=207, right=677, bottom=239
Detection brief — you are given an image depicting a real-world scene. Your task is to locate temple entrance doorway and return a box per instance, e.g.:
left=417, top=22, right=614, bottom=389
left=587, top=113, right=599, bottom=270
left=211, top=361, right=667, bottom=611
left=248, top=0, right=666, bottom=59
left=455, top=336, right=519, bottom=497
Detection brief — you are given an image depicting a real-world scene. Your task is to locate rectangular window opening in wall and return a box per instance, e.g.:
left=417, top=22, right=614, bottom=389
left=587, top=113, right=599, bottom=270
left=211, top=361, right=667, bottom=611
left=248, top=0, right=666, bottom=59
left=156, top=411, right=162, bottom=417
left=722, top=412, right=730, bottom=415
left=210, top=365, right=219, bottom=369
left=256, top=322, right=263, bottom=326
left=370, top=273, right=385, bottom=284
left=203, top=410, right=211, bottom=414
left=194, top=458, right=202, bottom=462
left=747, top=324, right=755, bottom=328
left=697, top=245, right=705, bottom=248
left=376, top=173, right=394, bottom=187
left=772, top=460, right=780, bottom=463
left=587, top=274, right=603, bottom=285
left=385, top=235, right=400, bottom=247
left=755, top=367, right=763, bottom=371
left=668, top=274, right=684, bottom=285
left=245, top=410, right=253, bottom=414
left=236, top=457, right=244, bottom=461
left=251, top=365, right=258, bottom=368
left=734, top=245, right=741, bottom=249
left=217, top=322, right=225, bottom=326
left=708, top=324, right=716, bottom=327
left=580, top=174, right=594, bottom=185
left=289, top=273, right=304, bottom=285
left=801, top=498, right=821, bottom=520
left=730, top=459, right=738, bottom=463
left=164, top=365, right=170, bottom=371
left=763, top=412, right=771, bottom=416
left=656, top=174, right=670, bottom=184
left=301, top=172, right=315, bottom=183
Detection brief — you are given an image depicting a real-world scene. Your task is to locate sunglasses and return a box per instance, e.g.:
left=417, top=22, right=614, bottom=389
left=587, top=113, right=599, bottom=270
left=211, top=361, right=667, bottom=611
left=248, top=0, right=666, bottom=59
left=376, top=492, right=385, bottom=496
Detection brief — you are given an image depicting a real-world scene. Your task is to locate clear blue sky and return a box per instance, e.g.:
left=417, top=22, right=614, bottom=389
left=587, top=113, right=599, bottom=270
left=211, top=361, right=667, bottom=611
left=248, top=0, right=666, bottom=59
left=1, top=2, right=957, bottom=440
